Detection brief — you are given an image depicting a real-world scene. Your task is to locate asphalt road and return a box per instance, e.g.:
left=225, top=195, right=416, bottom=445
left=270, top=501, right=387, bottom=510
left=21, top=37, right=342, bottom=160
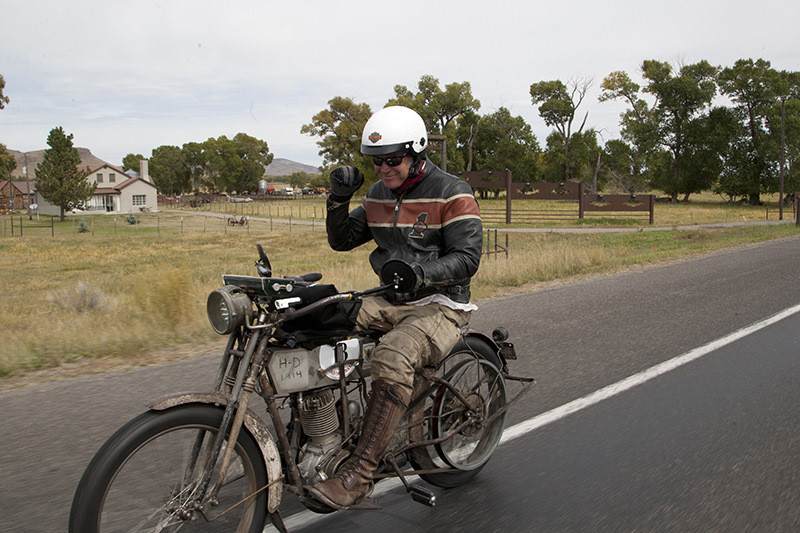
left=2, top=235, right=800, bottom=532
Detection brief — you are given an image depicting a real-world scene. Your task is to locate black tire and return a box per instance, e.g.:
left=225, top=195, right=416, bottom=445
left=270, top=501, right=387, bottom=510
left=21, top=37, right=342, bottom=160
left=69, top=404, right=268, bottom=533
left=407, top=336, right=507, bottom=488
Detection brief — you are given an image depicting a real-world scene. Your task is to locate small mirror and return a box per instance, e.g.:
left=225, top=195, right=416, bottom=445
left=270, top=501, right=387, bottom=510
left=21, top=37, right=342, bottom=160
left=379, top=259, right=417, bottom=293
left=256, top=243, right=272, bottom=277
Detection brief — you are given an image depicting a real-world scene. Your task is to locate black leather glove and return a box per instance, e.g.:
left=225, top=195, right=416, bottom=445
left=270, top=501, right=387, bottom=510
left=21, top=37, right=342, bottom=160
left=329, top=166, right=364, bottom=202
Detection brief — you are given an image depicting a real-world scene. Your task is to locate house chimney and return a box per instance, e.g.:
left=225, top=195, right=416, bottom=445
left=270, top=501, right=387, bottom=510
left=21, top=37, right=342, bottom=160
left=139, top=160, right=151, bottom=183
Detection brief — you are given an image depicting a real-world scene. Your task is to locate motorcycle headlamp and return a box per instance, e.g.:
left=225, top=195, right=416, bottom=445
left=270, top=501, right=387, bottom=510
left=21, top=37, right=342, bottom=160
left=207, top=286, right=252, bottom=335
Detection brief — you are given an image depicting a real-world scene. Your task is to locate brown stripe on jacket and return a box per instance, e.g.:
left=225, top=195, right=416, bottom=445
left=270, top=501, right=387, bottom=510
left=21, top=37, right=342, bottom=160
left=363, top=194, right=480, bottom=228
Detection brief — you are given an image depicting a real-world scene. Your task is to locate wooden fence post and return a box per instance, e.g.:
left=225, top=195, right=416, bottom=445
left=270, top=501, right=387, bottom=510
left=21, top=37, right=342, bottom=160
left=505, top=169, right=512, bottom=225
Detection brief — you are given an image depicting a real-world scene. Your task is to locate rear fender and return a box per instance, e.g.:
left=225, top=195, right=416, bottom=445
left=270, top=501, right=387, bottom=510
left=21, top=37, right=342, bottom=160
left=461, top=329, right=505, bottom=365
left=149, top=391, right=282, bottom=513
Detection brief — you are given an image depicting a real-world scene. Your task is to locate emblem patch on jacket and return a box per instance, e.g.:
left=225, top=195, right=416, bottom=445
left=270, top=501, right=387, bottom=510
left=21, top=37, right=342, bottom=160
left=410, top=212, right=428, bottom=239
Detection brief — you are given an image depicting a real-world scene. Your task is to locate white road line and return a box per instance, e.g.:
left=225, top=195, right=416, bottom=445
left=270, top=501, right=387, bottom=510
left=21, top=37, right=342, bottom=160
left=266, top=302, right=800, bottom=531
left=500, top=301, right=800, bottom=444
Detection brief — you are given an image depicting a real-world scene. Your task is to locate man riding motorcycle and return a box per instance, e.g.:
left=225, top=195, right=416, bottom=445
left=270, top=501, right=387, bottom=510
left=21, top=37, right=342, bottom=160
left=309, top=105, right=483, bottom=510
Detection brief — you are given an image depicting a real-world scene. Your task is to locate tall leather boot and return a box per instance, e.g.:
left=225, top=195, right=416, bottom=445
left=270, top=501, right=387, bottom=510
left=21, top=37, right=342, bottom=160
left=308, top=379, right=410, bottom=510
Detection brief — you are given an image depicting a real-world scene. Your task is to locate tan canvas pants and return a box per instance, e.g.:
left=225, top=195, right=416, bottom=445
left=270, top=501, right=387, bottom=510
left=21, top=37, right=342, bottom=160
left=357, top=296, right=471, bottom=396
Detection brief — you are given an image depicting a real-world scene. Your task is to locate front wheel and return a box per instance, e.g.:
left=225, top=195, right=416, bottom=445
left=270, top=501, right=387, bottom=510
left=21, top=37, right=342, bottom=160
left=69, top=404, right=268, bottom=533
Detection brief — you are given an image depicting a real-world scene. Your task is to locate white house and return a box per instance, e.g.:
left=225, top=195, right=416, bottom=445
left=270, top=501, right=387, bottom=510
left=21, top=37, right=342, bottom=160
left=34, top=160, right=158, bottom=216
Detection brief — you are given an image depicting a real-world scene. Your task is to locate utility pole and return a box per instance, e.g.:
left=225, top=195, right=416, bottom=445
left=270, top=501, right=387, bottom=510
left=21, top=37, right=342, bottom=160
left=779, top=96, right=786, bottom=220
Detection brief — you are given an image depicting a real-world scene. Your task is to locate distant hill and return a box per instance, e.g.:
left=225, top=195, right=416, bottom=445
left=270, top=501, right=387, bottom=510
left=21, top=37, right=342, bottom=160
left=265, top=158, right=321, bottom=176
left=8, top=148, right=109, bottom=179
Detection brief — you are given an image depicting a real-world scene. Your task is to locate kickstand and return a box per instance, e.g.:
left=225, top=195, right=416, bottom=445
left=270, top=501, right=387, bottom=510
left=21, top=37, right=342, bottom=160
left=385, top=456, right=436, bottom=507
left=270, top=510, right=288, bottom=533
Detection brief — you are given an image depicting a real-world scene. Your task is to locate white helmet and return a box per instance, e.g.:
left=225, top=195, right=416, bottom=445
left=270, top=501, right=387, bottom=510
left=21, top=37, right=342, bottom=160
left=361, top=106, right=428, bottom=156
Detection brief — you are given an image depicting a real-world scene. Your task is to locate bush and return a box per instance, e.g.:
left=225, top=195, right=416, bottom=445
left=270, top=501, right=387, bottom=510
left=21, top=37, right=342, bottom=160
left=77, top=219, right=90, bottom=233
left=124, top=214, right=139, bottom=225
left=48, top=282, right=108, bottom=312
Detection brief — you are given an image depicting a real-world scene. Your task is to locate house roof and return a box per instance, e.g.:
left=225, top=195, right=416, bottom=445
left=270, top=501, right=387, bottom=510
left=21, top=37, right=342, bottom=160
left=117, top=176, right=158, bottom=191
left=94, top=187, right=121, bottom=195
left=87, top=163, right=158, bottom=192
left=0, top=180, right=36, bottom=194
left=86, top=163, right=127, bottom=175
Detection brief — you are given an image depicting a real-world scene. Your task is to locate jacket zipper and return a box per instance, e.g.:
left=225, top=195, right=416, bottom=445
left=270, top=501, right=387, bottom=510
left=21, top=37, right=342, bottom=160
left=393, top=195, right=404, bottom=249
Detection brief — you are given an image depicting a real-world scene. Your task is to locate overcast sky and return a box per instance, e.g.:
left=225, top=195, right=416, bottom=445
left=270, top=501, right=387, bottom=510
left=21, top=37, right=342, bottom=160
left=1, top=0, right=798, bottom=168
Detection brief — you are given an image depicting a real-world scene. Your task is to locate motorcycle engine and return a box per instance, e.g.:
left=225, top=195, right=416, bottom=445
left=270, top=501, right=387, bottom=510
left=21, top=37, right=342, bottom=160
left=297, top=389, right=353, bottom=485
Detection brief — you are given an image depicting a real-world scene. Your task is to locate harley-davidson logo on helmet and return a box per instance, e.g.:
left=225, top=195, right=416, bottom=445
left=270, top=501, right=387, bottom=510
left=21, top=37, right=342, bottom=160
left=368, top=132, right=382, bottom=144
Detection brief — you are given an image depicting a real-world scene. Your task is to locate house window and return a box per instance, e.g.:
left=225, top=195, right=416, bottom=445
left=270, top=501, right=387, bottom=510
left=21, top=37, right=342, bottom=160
left=132, top=195, right=147, bottom=206
left=96, top=173, right=103, bottom=183
left=109, top=173, right=116, bottom=183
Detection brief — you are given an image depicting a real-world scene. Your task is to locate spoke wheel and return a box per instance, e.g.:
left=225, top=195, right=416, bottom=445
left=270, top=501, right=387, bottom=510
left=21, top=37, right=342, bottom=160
left=407, top=337, right=507, bottom=488
left=70, top=405, right=268, bottom=533
left=433, top=358, right=506, bottom=470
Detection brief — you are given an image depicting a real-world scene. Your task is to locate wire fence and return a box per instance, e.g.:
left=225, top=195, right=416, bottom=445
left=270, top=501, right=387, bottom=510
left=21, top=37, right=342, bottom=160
left=0, top=212, right=326, bottom=239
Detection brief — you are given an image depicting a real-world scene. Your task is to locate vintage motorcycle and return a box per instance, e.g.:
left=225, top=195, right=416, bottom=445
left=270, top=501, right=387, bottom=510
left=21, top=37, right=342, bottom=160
left=69, top=244, right=534, bottom=532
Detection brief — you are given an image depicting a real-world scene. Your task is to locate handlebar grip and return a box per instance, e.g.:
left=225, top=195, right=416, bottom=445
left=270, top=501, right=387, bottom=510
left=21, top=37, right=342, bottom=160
left=281, top=293, right=352, bottom=323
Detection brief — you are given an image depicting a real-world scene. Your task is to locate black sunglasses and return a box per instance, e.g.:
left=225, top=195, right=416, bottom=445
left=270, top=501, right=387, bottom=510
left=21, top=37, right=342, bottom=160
left=372, top=155, right=405, bottom=167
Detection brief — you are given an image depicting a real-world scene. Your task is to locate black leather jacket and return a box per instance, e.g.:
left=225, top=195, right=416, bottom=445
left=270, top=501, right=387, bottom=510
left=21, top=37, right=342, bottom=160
left=326, top=160, right=482, bottom=303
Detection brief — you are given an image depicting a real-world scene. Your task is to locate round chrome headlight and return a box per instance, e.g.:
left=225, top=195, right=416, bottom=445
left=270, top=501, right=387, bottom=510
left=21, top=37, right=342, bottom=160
left=207, top=286, right=252, bottom=335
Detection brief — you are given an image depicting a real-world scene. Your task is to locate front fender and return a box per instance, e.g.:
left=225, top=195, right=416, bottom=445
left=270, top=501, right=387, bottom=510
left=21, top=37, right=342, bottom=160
left=149, top=392, right=282, bottom=513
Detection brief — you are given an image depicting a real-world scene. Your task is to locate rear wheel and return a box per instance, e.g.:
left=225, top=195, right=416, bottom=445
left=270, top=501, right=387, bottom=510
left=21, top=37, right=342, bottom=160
left=407, top=336, right=507, bottom=488
left=69, top=404, right=268, bottom=533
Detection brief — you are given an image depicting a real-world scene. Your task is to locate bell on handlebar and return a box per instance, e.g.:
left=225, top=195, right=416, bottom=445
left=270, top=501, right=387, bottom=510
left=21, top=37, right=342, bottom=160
left=379, top=260, right=417, bottom=293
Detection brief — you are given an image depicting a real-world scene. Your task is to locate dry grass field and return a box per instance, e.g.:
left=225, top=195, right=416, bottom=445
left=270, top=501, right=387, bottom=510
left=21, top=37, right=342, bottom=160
left=1, top=199, right=799, bottom=388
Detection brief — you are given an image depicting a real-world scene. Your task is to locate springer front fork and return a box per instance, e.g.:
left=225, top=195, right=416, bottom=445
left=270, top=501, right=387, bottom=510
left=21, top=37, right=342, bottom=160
left=184, top=313, right=272, bottom=507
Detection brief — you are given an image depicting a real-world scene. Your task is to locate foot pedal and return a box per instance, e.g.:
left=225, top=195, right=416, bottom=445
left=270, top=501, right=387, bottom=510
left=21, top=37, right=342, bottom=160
left=385, top=455, right=436, bottom=507
left=408, top=484, right=436, bottom=507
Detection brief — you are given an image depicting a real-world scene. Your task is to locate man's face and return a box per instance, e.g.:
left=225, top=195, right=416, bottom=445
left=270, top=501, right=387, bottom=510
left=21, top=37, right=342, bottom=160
left=373, top=153, right=413, bottom=190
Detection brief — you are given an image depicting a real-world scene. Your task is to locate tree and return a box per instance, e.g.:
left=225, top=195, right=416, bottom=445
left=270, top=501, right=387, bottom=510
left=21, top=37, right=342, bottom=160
left=122, top=153, right=146, bottom=173
left=766, top=71, right=800, bottom=199
left=0, top=74, right=9, bottom=109
left=35, top=127, right=96, bottom=221
left=182, top=141, right=213, bottom=192
left=0, top=74, right=11, bottom=175
left=601, top=61, right=718, bottom=201
left=301, top=96, right=372, bottom=167
left=600, top=70, right=658, bottom=189
left=150, top=146, right=189, bottom=195
left=601, top=139, right=649, bottom=193
left=178, top=134, right=271, bottom=193
left=717, top=58, right=780, bottom=204
left=643, top=60, right=718, bottom=201
left=389, top=75, right=481, bottom=134
left=540, top=129, right=602, bottom=188
left=0, top=143, right=16, bottom=180
left=465, top=107, right=540, bottom=180
left=530, top=77, right=592, bottom=181
left=388, top=75, right=480, bottom=171
left=287, top=171, right=313, bottom=189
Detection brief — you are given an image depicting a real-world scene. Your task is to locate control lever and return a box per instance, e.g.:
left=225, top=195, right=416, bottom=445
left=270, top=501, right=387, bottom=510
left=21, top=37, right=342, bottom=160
left=385, top=456, right=436, bottom=507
